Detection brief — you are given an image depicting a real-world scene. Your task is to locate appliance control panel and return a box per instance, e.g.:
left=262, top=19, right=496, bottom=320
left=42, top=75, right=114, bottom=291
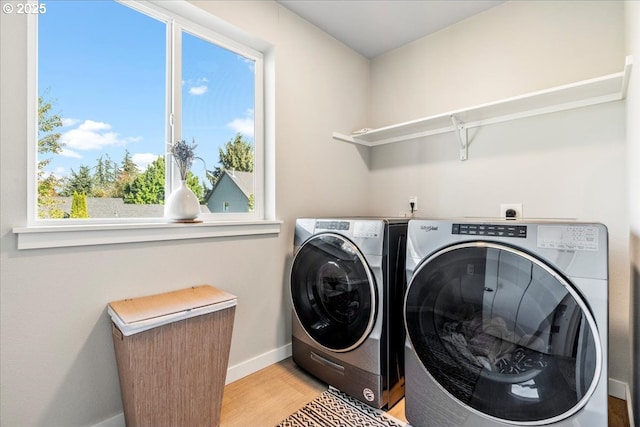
left=316, top=220, right=350, bottom=231
left=537, top=225, right=599, bottom=251
left=452, top=223, right=527, bottom=238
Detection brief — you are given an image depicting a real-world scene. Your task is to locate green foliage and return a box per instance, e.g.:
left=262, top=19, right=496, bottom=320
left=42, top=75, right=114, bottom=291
left=120, top=149, right=139, bottom=177
left=124, top=156, right=165, bottom=204
left=123, top=156, right=206, bottom=204
left=35, top=98, right=239, bottom=215
left=248, top=193, right=254, bottom=212
left=38, top=174, right=65, bottom=218
left=109, top=150, right=139, bottom=199
left=37, top=95, right=65, bottom=218
left=93, top=154, right=120, bottom=194
left=62, top=165, right=94, bottom=197
left=219, top=133, right=254, bottom=172
left=37, top=95, right=64, bottom=167
left=207, top=133, right=254, bottom=186
left=186, top=172, right=205, bottom=201
left=70, top=191, right=89, bottom=218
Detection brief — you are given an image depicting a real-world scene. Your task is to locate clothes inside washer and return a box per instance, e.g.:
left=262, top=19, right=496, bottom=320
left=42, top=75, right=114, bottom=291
left=440, top=312, right=548, bottom=374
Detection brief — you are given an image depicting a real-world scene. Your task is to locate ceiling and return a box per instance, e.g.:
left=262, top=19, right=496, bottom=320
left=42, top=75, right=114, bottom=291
left=277, top=0, right=505, bottom=59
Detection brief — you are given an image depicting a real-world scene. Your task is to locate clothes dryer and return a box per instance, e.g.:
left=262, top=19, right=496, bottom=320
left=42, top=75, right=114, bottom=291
left=291, top=218, right=408, bottom=409
left=404, top=219, right=608, bottom=426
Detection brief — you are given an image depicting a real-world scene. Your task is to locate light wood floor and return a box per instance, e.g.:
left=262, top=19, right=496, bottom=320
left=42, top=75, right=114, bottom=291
left=219, top=357, right=630, bottom=427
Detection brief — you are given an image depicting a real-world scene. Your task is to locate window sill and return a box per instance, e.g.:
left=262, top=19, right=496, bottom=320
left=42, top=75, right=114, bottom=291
left=12, top=219, right=282, bottom=250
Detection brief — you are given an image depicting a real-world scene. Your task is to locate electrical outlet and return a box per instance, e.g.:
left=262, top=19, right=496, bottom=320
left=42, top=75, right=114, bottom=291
left=500, top=203, right=523, bottom=219
left=409, top=196, right=418, bottom=212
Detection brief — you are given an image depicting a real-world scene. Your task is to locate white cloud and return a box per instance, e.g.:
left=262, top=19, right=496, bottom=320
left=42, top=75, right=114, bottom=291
left=59, top=147, right=82, bottom=159
left=189, top=85, right=208, bottom=96
left=227, top=109, right=254, bottom=137
left=60, top=119, right=142, bottom=151
left=78, top=120, right=111, bottom=132
left=227, top=118, right=254, bottom=137
left=132, top=153, right=160, bottom=171
left=52, top=166, right=68, bottom=179
left=61, top=117, right=80, bottom=127
left=184, top=77, right=209, bottom=95
left=43, top=166, right=68, bottom=179
left=239, top=56, right=255, bottom=71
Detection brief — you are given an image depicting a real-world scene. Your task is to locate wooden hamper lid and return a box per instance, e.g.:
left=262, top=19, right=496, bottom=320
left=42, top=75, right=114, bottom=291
left=108, top=285, right=237, bottom=336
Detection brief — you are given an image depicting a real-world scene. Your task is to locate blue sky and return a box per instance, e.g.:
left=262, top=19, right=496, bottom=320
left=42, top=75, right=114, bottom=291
left=38, top=0, right=255, bottom=185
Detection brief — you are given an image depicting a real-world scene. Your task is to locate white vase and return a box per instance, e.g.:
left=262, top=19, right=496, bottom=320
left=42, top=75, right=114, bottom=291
left=165, top=180, right=200, bottom=221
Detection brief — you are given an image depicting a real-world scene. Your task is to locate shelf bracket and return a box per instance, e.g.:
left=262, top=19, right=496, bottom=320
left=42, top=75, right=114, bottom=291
left=451, top=115, right=468, bottom=161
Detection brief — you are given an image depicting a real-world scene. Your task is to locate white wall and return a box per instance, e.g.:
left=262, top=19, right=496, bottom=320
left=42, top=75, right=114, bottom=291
left=366, top=0, right=631, bottom=386
left=369, top=1, right=625, bottom=128
left=0, top=2, right=370, bottom=426
left=624, top=0, right=640, bottom=423
left=1, top=1, right=636, bottom=426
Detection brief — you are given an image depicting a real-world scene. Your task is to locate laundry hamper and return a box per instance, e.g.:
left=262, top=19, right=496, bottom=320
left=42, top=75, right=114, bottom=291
left=108, top=285, right=237, bottom=427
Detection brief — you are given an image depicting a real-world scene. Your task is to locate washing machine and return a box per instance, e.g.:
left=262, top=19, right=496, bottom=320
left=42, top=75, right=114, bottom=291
left=290, top=218, right=408, bottom=409
left=404, top=219, right=608, bottom=426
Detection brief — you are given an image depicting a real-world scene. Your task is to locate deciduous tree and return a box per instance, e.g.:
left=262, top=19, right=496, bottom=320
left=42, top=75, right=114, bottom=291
left=37, top=95, right=65, bottom=218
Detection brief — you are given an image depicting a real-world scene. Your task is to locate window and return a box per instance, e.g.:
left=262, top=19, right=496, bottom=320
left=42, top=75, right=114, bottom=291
left=16, top=0, right=277, bottom=249
left=33, top=0, right=267, bottom=223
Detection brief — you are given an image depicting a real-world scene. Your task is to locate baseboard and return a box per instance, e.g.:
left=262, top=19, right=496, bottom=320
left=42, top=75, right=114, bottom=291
left=95, top=355, right=629, bottom=427
left=225, top=343, right=292, bottom=384
left=626, top=383, right=636, bottom=427
left=92, top=343, right=293, bottom=427
left=92, top=413, right=124, bottom=427
left=608, top=377, right=637, bottom=426
left=609, top=378, right=628, bottom=400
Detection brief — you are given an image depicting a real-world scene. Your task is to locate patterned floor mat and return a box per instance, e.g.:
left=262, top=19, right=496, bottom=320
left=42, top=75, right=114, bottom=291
left=277, top=387, right=406, bottom=427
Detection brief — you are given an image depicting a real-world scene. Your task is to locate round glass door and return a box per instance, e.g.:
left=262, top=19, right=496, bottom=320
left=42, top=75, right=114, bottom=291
left=291, top=233, right=376, bottom=352
left=405, top=242, right=601, bottom=424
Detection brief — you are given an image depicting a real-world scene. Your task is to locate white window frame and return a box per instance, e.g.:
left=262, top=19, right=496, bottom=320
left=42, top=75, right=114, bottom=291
left=14, top=0, right=279, bottom=249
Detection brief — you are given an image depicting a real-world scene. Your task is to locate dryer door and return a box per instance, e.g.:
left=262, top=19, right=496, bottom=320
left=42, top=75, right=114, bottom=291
left=405, top=242, right=602, bottom=425
left=291, top=233, right=377, bottom=352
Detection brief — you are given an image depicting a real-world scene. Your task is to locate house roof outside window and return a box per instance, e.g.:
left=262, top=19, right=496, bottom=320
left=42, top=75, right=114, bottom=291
left=51, top=197, right=210, bottom=218
left=204, top=170, right=254, bottom=213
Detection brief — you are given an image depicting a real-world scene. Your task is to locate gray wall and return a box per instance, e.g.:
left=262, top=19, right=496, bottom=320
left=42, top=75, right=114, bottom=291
left=0, top=2, right=370, bottom=426
left=365, top=0, right=631, bottom=389
left=1, top=1, right=637, bottom=426
left=625, top=1, right=640, bottom=424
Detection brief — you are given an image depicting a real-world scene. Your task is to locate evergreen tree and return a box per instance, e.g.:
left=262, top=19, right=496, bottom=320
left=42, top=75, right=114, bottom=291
left=62, top=165, right=93, bottom=197
left=94, top=155, right=107, bottom=186
left=114, top=150, right=139, bottom=198
left=70, top=191, right=89, bottom=218
left=120, top=149, right=139, bottom=176
left=104, top=153, right=119, bottom=184
left=92, top=156, right=108, bottom=197
left=207, top=133, right=254, bottom=186
left=219, top=133, right=254, bottom=172
left=92, top=154, right=121, bottom=197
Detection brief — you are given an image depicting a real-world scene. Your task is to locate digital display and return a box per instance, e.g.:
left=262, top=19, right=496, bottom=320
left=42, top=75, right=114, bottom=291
left=452, top=223, right=527, bottom=238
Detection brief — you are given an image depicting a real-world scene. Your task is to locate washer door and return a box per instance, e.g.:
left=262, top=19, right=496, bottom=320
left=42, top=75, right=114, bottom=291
left=405, top=242, right=602, bottom=425
left=291, top=233, right=376, bottom=352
